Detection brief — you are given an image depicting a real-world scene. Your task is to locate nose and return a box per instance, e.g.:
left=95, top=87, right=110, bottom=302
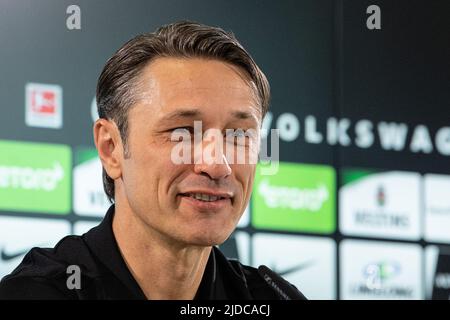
left=194, top=153, right=232, bottom=180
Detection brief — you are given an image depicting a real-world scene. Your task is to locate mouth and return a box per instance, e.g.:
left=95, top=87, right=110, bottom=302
left=179, top=192, right=231, bottom=202
left=178, top=191, right=234, bottom=211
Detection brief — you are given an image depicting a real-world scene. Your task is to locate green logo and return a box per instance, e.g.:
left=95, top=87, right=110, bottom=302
left=252, top=162, right=335, bottom=233
left=0, top=140, right=71, bottom=214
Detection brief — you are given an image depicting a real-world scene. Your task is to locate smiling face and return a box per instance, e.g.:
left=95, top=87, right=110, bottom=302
left=115, top=57, right=261, bottom=246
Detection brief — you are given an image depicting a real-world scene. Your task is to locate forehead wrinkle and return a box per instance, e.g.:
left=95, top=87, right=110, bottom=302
left=158, top=108, right=202, bottom=123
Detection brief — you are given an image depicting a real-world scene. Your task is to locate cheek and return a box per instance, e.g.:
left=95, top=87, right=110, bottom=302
left=234, top=164, right=256, bottom=201
left=122, top=145, right=162, bottom=195
left=122, top=158, right=156, bottom=201
left=132, top=146, right=187, bottom=203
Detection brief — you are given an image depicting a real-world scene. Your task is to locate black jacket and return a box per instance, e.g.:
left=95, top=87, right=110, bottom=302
left=0, top=205, right=306, bottom=300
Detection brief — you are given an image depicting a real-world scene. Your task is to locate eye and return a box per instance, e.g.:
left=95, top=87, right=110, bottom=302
left=225, top=129, right=250, bottom=146
left=170, top=126, right=195, bottom=134
left=226, top=129, right=247, bottom=138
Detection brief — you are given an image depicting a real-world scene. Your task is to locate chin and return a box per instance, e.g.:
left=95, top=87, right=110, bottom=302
left=186, top=229, right=232, bottom=247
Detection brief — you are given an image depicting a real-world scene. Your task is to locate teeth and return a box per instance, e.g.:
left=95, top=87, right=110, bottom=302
left=188, top=193, right=221, bottom=202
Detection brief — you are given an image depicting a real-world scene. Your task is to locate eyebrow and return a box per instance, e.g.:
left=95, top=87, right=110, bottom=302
left=230, top=110, right=257, bottom=121
left=159, top=108, right=259, bottom=124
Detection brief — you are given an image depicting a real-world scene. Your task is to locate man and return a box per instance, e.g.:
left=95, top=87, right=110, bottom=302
left=0, top=21, right=306, bottom=300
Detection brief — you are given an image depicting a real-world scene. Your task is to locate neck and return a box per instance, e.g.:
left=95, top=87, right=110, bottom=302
left=112, top=203, right=211, bottom=300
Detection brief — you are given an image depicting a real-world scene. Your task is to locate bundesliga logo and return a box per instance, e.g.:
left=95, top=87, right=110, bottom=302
left=25, top=83, right=63, bottom=129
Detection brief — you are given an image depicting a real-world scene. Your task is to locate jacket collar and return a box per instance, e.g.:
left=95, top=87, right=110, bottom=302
left=83, top=205, right=147, bottom=299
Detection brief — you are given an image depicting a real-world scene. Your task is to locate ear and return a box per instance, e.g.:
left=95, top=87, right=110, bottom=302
left=93, top=119, right=124, bottom=180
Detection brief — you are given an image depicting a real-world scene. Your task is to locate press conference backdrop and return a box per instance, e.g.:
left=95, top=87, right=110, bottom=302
left=1, top=0, right=449, bottom=300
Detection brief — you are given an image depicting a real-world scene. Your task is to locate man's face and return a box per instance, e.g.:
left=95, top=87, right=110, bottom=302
left=119, top=57, right=261, bottom=246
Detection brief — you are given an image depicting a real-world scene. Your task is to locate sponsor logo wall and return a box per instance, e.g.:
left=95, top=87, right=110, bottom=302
left=1, top=0, right=449, bottom=300
left=2, top=140, right=449, bottom=299
left=1, top=122, right=450, bottom=300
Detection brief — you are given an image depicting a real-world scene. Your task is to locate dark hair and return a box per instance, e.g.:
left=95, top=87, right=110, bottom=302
left=96, top=20, right=271, bottom=203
